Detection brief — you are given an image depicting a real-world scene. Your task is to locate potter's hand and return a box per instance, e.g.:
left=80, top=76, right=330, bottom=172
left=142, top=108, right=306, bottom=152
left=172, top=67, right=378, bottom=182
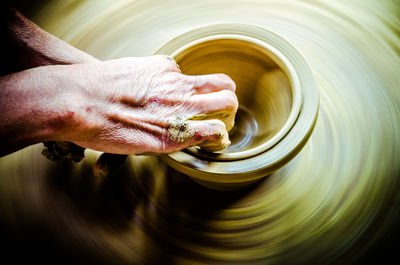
left=72, top=56, right=238, bottom=154
left=0, top=55, right=238, bottom=156
left=0, top=7, right=237, bottom=157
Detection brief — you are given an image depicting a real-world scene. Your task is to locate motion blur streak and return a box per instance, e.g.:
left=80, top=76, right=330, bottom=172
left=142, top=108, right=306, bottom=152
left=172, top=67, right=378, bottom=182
left=1, top=0, right=399, bottom=264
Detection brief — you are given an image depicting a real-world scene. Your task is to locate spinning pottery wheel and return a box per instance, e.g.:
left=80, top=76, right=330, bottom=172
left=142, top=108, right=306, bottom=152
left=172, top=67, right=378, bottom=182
left=1, top=1, right=400, bottom=264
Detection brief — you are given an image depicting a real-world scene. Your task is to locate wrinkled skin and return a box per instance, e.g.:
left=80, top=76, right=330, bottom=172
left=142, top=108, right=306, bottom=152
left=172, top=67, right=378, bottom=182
left=0, top=8, right=238, bottom=157
left=71, top=56, right=238, bottom=154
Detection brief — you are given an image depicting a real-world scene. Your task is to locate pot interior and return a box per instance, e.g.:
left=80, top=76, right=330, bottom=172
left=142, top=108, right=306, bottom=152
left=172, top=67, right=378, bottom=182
left=175, top=38, right=293, bottom=154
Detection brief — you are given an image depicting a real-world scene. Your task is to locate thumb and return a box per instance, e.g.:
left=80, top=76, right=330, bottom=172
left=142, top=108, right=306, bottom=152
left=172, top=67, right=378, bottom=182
left=168, top=118, right=230, bottom=152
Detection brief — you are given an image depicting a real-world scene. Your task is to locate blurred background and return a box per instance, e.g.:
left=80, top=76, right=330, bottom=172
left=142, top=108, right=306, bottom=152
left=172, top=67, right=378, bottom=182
left=1, top=0, right=399, bottom=264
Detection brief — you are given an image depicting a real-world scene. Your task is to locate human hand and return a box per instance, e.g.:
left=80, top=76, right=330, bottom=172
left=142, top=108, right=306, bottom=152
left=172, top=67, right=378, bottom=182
left=0, top=8, right=238, bottom=176
left=64, top=55, right=238, bottom=154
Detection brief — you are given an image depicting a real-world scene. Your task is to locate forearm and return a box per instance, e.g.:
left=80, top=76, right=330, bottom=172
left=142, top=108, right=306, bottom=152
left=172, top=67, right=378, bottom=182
left=0, top=6, right=99, bottom=158
left=0, top=66, right=78, bottom=156
left=1, top=6, right=97, bottom=75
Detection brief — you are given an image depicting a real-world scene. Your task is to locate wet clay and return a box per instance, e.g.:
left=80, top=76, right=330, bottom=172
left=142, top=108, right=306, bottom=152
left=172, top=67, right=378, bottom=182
left=190, top=110, right=235, bottom=131
left=167, top=116, right=196, bottom=143
left=168, top=111, right=233, bottom=152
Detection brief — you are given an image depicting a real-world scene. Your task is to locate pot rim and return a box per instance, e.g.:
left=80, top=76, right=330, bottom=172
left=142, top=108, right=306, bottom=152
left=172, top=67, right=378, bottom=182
left=155, top=23, right=319, bottom=183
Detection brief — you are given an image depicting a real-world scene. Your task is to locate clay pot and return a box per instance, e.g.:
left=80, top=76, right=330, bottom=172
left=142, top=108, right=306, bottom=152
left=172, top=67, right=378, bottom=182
left=155, top=23, right=319, bottom=190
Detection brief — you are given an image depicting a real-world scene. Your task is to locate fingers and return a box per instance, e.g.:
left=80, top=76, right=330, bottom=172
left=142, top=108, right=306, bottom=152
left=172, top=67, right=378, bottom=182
left=153, top=56, right=236, bottom=95
left=191, top=89, right=238, bottom=113
left=189, top=119, right=231, bottom=152
left=190, top=89, right=238, bottom=131
left=189, top=73, right=236, bottom=93
left=166, top=118, right=230, bottom=152
left=42, top=141, right=85, bottom=162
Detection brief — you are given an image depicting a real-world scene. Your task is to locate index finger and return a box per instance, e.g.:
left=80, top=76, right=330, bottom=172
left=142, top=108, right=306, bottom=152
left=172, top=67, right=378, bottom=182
left=189, top=73, right=236, bottom=94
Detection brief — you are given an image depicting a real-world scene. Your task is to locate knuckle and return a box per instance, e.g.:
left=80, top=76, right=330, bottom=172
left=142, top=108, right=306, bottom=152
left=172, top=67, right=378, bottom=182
left=155, top=55, right=179, bottom=71
left=182, top=74, right=195, bottom=89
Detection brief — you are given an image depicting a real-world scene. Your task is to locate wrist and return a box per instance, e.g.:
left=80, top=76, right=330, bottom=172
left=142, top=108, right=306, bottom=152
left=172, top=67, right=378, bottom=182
left=39, top=65, right=90, bottom=142
left=0, top=65, right=83, bottom=155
